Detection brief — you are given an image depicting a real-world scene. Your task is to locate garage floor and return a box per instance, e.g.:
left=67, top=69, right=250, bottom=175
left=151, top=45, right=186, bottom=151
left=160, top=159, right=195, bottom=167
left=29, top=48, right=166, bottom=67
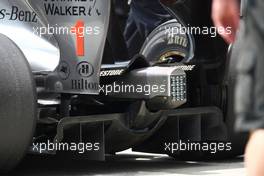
left=10, top=150, right=245, bottom=176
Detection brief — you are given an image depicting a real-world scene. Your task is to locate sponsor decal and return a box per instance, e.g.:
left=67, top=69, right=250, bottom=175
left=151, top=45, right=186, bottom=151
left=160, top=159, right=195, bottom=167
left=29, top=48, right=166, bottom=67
left=174, top=65, right=195, bottom=71
left=43, top=0, right=101, bottom=16
left=0, top=6, right=37, bottom=23
left=100, top=69, right=125, bottom=77
left=71, top=79, right=98, bottom=90
left=58, top=61, right=71, bottom=80
left=167, top=35, right=188, bottom=47
left=71, top=20, right=85, bottom=56
left=76, top=61, right=94, bottom=78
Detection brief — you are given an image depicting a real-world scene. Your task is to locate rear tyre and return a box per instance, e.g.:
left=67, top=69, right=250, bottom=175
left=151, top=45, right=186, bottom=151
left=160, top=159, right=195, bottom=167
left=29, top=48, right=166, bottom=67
left=0, top=34, right=37, bottom=172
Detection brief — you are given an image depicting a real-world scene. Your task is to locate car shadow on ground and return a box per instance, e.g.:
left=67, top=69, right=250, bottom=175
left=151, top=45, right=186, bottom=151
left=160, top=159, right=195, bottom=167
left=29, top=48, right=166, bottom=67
left=9, top=152, right=244, bottom=176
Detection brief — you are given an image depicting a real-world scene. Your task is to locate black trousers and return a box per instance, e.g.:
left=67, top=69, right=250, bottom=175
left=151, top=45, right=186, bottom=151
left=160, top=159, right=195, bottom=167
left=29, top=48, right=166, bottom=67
left=235, top=0, right=264, bottom=131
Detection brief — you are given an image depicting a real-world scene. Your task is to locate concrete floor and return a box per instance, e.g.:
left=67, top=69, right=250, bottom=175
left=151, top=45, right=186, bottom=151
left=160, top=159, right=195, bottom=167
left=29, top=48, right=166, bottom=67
left=9, top=150, right=245, bottom=176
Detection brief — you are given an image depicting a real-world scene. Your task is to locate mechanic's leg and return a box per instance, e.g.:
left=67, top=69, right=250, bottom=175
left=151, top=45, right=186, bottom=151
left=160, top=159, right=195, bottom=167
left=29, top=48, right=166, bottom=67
left=244, top=41, right=264, bottom=175
left=124, top=0, right=171, bottom=57
left=235, top=0, right=264, bottom=175
left=245, top=130, right=264, bottom=176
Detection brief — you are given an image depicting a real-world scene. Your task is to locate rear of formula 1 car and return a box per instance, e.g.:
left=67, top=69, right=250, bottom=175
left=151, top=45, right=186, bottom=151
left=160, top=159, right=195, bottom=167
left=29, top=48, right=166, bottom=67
left=0, top=0, right=248, bottom=172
